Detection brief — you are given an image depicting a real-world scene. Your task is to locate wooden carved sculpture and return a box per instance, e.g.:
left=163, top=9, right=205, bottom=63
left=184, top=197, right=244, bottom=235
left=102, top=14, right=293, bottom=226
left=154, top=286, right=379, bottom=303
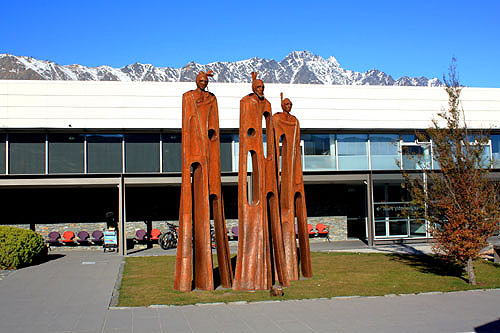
left=272, top=93, right=312, bottom=280
left=233, top=72, right=289, bottom=290
left=174, top=71, right=232, bottom=291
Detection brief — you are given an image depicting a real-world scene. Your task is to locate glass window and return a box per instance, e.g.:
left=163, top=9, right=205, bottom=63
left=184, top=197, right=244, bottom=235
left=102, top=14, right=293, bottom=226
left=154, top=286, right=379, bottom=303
left=480, top=143, right=492, bottom=168
left=491, top=135, right=500, bottom=168
left=125, top=134, right=160, bottom=173
left=0, top=135, right=5, bottom=174
left=401, top=134, right=432, bottom=170
left=233, top=134, right=240, bottom=172
left=373, top=182, right=424, bottom=238
left=220, top=134, right=233, bottom=172
left=48, top=134, right=84, bottom=174
left=87, top=134, right=123, bottom=173
left=234, top=134, right=257, bottom=172
left=162, top=133, right=181, bottom=172
left=402, top=144, right=431, bottom=170
left=337, top=134, right=368, bottom=170
left=410, top=219, right=426, bottom=237
left=466, top=134, right=491, bottom=168
left=432, top=135, right=490, bottom=169
left=262, top=133, right=267, bottom=159
left=389, top=220, right=408, bottom=236
left=370, top=134, right=400, bottom=170
left=432, top=142, right=440, bottom=169
left=401, top=134, right=417, bottom=143
left=375, top=221, right=387, bottom=236
left=161, top=133, right=234, bottom=173
left=302, top=134, right=336, bottom=171
left=9, top=134, right=45, bottom=174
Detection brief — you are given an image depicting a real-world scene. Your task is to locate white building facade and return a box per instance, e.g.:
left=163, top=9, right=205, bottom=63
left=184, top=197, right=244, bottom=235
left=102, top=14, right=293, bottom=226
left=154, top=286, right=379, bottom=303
left=1, top=80, right=500, bottom=253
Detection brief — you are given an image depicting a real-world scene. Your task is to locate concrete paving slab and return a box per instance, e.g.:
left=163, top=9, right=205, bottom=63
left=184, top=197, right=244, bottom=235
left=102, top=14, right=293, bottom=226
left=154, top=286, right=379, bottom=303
left=1, top=246, right=500, bottom=332
left=236, top=313, right=281, bottom=331
left=273, top=320, right=314, bottom=332
left=132, top=307, right=158, bottom=319
left=157, top=308, right=192, bottom=332
left=103, top=309, right=133, bottom=330
left=102, top=329, right=132, bottom=333
left=132, top=316, right=161, bottom=331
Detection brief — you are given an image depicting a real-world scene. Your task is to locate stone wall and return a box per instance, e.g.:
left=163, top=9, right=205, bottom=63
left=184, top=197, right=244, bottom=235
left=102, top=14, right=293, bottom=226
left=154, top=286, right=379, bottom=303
left=4, top=221, right=178, bottom=239
left=4, top=215, right=348, bottom=241
left=308, top=216, right=348, bottom=241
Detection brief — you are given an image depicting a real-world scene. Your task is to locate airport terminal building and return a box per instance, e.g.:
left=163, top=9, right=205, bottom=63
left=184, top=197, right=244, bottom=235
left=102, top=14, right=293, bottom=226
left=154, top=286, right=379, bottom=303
left=1, top=80, right=500, bottom=254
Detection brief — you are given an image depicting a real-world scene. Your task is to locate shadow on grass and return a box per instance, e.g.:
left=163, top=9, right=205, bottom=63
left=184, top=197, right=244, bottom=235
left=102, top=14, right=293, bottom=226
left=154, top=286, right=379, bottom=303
left=389, top=253, right=467, bottom=282
left=213, top=255, right=238, bottom=289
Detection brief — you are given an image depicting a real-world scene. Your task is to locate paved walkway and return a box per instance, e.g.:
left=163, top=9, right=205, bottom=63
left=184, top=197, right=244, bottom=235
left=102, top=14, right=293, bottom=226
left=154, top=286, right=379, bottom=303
left=126, top=239, right=434, bottom=257
left=0, top=251, right=122, bottom=333
left=0, top=245, right=499, bottom=332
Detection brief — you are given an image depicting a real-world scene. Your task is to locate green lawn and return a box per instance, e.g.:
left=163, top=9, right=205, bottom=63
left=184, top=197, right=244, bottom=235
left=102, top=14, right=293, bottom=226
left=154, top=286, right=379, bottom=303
left=118, top=252, right=500, bottom=306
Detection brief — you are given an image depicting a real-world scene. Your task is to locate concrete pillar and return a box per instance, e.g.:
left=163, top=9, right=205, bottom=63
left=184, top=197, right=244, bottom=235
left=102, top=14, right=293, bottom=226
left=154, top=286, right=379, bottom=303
left=146, top=220, right=153, bottom=249
left=366, top=174, right=374, bottom=247
left=118, top=176, right=127, bottom=256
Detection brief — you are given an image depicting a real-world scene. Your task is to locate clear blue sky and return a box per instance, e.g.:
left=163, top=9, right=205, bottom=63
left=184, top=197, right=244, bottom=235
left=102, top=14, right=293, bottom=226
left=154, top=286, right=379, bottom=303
left=2, top=0, right=499, bottom=87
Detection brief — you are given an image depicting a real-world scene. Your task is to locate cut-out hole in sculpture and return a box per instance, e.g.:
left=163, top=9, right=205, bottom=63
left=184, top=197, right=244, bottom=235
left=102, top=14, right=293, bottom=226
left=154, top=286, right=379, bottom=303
left=247, top=128, right=256, bottom=137
left=266, top=191, right=278, bottom=283
left=190, top=162, right=203, bottom=284
left=279, top=135, right=291, bottom=209
left=279, top=134, right=287, bottom=173
left=262, top=112, right=269, bottom=158
left=208, top=129, right=217, bottom=141
left=246, top=150, right=260, bottom=206
left=209, top=194, right=218, bottom=250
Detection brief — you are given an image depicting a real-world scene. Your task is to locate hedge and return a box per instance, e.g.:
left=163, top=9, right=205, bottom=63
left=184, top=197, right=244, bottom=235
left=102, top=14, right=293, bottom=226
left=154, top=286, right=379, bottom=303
left=0, top=226, right=47, bottom=269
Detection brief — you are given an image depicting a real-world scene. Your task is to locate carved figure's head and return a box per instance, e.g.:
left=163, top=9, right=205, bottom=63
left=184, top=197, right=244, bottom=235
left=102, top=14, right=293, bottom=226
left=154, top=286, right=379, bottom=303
left=251, top=72, right=264, bottom=97
left=280, top=92, right=292, bottom=113
left=196, top=70, right=214, bottom=90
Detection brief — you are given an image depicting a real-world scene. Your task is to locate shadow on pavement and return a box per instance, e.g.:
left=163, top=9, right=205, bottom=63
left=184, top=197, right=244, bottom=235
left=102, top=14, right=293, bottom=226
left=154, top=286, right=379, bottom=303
left=375, top=244, right=427, bottom=254
left=33, top=253, right=66, bottom=266
left=389, top=253, right=467, bottom=282
left=475, top=318, right=500, bottom=332
left=127, top=247, right=151, bottom=255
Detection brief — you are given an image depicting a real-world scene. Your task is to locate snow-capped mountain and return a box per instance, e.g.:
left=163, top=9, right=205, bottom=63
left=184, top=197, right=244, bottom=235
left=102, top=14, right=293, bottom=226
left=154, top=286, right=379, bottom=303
left=0, top=50, right=442, bottom=86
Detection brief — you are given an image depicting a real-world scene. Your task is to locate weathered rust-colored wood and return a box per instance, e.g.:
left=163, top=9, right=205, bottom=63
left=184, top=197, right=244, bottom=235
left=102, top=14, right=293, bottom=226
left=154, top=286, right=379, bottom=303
left=233, top=73, right=289, bottom=290
left=174, top=71, right=232, bottom=291
left=272, top=93, right=312, bottom=280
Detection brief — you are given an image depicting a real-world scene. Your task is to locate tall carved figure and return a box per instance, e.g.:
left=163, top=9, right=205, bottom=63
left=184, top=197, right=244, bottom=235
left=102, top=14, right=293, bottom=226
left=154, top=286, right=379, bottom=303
left=233, top=72, right=289, bottom=290
left=272, top=93, right=312, bottom=280
left=174, top=71, right=232, bottom=291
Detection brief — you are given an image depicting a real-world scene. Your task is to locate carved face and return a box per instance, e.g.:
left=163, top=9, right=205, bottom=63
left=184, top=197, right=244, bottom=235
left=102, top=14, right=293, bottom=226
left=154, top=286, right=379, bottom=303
left=283, top=99, right=292, bottom=113
left=196, top=76, right=208, bottom=90
left=253, top=80, right=264, bottom=97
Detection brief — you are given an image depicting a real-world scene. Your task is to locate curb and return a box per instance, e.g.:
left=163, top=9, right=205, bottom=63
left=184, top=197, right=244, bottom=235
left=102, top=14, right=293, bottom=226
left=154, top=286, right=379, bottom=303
left=109, top=258, right=125, bottom=308
left=110, top=288, right=500, bottom=309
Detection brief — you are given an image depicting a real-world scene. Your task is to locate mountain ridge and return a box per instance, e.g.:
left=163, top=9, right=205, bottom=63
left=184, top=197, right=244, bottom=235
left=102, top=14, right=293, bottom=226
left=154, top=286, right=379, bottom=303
left=0, top=50, right=442, bottom=87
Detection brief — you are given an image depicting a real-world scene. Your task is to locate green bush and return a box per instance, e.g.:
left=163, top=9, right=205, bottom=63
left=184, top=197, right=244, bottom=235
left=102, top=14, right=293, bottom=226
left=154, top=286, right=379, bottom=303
left=0, top=226, right=47, bottom=269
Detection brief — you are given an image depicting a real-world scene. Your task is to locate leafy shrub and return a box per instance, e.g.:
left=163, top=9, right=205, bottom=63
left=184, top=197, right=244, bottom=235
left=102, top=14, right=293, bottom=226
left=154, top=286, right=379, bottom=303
left=0, top=226, right=47, bottom=269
